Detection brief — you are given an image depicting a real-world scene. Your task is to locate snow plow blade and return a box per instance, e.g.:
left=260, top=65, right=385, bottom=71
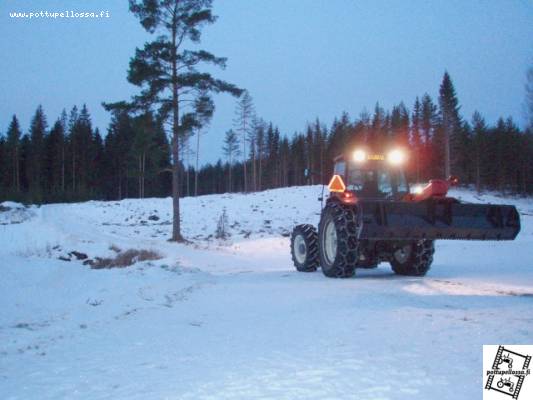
left=358, top=200, right=520, bottom=241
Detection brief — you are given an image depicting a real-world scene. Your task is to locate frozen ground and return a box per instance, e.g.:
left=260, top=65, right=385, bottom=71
left=1, top=186, right=532, bottom=399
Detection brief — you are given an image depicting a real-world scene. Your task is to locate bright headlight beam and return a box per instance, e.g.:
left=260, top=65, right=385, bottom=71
left=353, top=149, right=366, bottom=163
left=387, top=149, right=406, bottom=166
left=412, top=185, right=424, bottom=194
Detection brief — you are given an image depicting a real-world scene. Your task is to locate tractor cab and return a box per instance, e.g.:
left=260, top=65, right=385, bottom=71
left=332, top=148, right=409, bottom=200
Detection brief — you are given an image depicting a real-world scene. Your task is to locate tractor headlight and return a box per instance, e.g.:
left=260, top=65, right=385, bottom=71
left=411, top=184, right=424, bottom=194
left=387, top=149, right=406, bottom=166
left=353, top=149, right=366, bottom=163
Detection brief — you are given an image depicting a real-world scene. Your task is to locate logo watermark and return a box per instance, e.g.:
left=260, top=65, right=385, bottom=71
left=484, top=345, right=532, bottom=399
left=9, top=10, right=110, bottom=20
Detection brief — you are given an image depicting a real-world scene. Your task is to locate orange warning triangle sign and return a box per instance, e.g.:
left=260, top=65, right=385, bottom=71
left=328, top=174, right=346, bottom=192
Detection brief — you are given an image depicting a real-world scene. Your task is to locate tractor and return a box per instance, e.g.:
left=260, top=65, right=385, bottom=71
left=290, top=147, right=521, bottom=278
left=497, top=377, right=515, bottom=393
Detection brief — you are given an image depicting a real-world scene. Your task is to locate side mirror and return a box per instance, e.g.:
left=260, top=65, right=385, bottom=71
left=448, top=175, right=459, bottom=187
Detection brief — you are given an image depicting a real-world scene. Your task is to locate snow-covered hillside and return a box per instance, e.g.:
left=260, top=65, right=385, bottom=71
left=1, top=186, right=532, bottom=399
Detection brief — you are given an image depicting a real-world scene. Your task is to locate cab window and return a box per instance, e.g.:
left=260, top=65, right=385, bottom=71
left=347, top=164, right=408, bottom=198
left=334, top=161, right=346, bottom=176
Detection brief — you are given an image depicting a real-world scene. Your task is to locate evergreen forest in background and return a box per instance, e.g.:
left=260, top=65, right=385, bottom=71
left=1, top=71, right=533, bottom=204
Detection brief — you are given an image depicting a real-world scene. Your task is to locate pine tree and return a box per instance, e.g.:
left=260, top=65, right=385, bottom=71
left=92, top=128, right=104, bottom=198
left=105, top=0, right=242, bottom=242
left=255, top=119, right=266, bottom=191
left=222, top=129, right=239, bottom=192
left=265, top=125, right=280, bottom=188
left=471, top=111, right=487, bottom=192
left=0, top=135, right=7, bottom=197
left=305, top=125, right=314, bottom=184
left=279, top=137, right=290, bottom=186
left=233, top=90, right=255, bottom=192
left=67, top=106, right=79, bottom=194
left=74, top=104, right=94, bottom=199
left=438, top=71, right=462, bottom=178
left=28, top=105, right=47, bottom=202
left=411, top=97, right=422, bottom=181
left=312, top=119, right=326, bottom=183
left=131, top=113, right=157, bottom=198
left=6, top=115, right=22, bottom=193
left=247, top=117, right=260, bottom=192
left=60, top=109, right=68, bottom=192
left=45, top=119, right=66, bottom=199
left=420, top=94, right=438, bottom=179
left=370, top=103, right=386, bottom=148
left=105, top=110, right=135, bottom=199
left=194, top=127, right=205, bottom=196
left=526, top=66, right=533, bottom=129
left=290, top=133, right=306, bottom=186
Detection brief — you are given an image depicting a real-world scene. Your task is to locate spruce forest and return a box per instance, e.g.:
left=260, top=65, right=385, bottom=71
left=1, top=71, right=532, bottom=204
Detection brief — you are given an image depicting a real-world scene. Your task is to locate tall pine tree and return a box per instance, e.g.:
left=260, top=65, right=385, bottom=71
left=438, top=71, right=461, bottom=178
left=105, top=0, right=242, bottom=242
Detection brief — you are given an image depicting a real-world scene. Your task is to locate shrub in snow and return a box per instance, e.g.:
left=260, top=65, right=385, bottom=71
left=215, top=208, right=229, bottom=239
left=91, top=249, right=161, bottom=269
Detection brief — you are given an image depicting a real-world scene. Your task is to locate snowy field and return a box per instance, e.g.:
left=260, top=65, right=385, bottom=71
left=1, top=186, right=532, bottom=399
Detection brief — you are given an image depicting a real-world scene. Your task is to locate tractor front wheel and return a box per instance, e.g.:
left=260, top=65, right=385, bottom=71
left=318, top=202, right=361, bottom=278
left=390, top=240, right=434, bottom=276
left=291, top=224, right=319, bottom=272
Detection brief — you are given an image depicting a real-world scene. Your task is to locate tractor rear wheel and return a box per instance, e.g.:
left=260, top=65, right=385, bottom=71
left=390, top=240, right=434, bottom=276
left=318, top=202, right=361, bottom=278
left=291, top=224, right=319, bottom=272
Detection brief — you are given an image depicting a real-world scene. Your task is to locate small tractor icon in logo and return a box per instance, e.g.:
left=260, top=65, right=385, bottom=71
left=497, top=377, right=515, bottom=393
left=497, top=353, right=514, bottom=370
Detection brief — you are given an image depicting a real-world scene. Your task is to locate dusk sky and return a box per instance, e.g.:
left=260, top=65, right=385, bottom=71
left=1, top=0, right=532, bottom=164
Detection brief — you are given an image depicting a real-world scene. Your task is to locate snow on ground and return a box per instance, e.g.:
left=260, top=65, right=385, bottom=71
left=0, top=186, right=532, bottom=399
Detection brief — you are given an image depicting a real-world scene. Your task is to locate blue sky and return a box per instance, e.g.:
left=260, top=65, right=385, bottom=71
left=1, top=0, right=532, bottom=164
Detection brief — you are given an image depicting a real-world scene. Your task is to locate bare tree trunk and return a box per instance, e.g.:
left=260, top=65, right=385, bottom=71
left=251, top=145, right=256, bottom=191
left=61, top=144, right=65, bottom=192
left=243, top=132, right=247, bottom=193
left=170, top=18, right=183, bottom=242
left=138, top=155, right=142, bottom=198
left=14, top=147, right=20, bottom=192
left=228, top=155, right=232, bottom=192
left=522, top=161, right=527, bottom=195
left=195, top=129, right=200, bottom=196
left=475, top=151, right=481, bottom=193
left=72, top=148, right=76, bottom=193
left=118, top=168, right=122, bottom=200
left=258, top=155, right=262, bottom=191
left=320, top=139, right=324, bottom=184
left=185, top=140, right=190, bottom=197
left=444, top=120, right=451, bottom=179
left=12, top=152, right=16, bottom=191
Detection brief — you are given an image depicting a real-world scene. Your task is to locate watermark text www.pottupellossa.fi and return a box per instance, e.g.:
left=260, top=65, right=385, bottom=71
left=9, top=10, right=110, bottom=20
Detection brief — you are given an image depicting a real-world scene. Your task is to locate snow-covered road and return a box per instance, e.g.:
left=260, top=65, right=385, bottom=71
left=1, top=186, right=532, bottom=399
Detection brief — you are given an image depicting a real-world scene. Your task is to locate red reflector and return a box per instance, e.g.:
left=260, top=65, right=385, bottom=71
left=328, top=175, right=346, bottom=192
left=340, top=190, right=357, bottom=204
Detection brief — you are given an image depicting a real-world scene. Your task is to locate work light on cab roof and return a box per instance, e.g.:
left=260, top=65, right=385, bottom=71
left=351, top=147, right=407, bottom=166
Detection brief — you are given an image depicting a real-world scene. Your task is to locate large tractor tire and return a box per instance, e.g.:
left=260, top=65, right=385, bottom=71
left=318, top=202, right=362, bottom=278
left=291, top=224, right=319, bottom=272
left=390, top=240, right=435, bottom=276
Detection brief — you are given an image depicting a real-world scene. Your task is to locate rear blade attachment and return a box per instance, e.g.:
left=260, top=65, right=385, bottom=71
left=358, top=200, right=521, bottom=241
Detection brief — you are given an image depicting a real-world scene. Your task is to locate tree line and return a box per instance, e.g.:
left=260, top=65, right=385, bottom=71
left=0, top=105, right=172, bottom=203
left=1, top=71, right=532, bottom=204
left=217, top=71, right=533, bottom=195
